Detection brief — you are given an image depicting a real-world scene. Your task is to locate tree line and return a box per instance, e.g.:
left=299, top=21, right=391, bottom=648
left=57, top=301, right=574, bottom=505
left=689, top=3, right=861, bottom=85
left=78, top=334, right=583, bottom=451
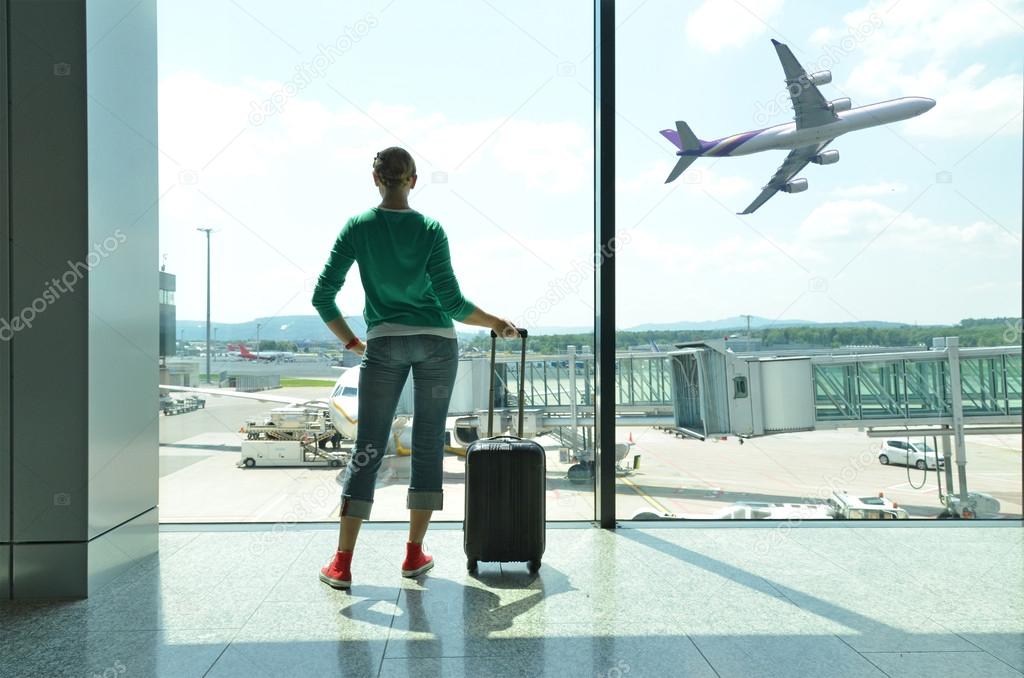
left=466, top=317, right=1022, bottom=354
left=220, top=317, right=1020, bottom=355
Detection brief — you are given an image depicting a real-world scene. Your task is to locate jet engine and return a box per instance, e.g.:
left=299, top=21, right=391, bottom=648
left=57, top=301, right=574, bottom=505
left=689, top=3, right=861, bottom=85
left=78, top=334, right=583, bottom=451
left=781, top=178, right=808, bottom=193
left=810, top=150, right=840, bottom=165
left=807, top=70, right=832, bottom=86
left=828, top=97, right=852, bottom=113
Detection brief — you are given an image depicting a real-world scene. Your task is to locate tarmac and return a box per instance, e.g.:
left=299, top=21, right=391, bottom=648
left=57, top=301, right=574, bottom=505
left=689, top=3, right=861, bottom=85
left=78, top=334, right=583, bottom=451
left=159, top=385, right=1022, bottom=523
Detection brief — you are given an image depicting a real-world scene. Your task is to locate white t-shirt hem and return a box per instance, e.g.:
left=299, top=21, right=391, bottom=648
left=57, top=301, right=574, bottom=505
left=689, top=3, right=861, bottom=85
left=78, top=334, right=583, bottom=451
left=366, top=322, right=457, bottom=340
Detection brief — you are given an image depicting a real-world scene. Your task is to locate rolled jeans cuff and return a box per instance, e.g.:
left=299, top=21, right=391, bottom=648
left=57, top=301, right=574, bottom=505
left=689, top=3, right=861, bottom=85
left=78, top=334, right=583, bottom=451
left=407, top=490, right=443, bottom=511
left=341, top=496, right=373, bottom=519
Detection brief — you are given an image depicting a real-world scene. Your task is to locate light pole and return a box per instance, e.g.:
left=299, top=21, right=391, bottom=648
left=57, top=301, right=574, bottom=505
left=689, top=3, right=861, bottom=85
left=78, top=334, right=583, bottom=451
left=197, top=227, right=213, bottom=383
left=256, top=322, right=262, bottom=360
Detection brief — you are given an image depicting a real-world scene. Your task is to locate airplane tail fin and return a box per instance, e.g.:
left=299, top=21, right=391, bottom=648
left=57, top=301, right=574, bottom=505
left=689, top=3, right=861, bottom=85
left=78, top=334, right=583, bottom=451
left=659, top=120, right=702, bottom=152
left=661, top=121, right=702, bottom=183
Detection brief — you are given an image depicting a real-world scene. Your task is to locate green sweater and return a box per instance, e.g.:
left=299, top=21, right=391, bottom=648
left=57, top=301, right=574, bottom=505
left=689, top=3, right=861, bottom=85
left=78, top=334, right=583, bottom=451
left=311, top=207, right=475, bottom=330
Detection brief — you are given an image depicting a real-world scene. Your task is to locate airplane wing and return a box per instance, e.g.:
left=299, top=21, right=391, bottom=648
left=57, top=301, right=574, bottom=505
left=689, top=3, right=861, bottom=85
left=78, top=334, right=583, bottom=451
left=771, top=39, right=836, bottom=129
left=739, top=140, right=832, bottom=215
left=159, top=384, right=329, bottom=409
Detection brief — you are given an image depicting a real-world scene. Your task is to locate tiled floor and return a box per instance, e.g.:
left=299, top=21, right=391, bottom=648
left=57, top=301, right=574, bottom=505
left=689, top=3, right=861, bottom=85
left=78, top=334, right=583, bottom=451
left=1, top=524, right=1021, bottom=677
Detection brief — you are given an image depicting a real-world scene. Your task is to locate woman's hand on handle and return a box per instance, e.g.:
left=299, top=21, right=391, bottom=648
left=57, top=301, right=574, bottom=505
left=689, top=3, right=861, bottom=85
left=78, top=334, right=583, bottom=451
left=490, top=316, right=519, bottom=339
left=462, top=307, right=519, bottom=338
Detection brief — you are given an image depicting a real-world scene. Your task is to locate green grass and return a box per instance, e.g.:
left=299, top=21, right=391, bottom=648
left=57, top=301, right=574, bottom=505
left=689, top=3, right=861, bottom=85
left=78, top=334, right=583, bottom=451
left=280, top=377, right=336, bottom=388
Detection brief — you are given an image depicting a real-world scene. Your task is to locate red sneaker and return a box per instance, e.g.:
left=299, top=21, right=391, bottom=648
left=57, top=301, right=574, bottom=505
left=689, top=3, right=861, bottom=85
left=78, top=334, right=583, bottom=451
left=401, top=542, right=434, bottom=578
left=319, top=550, right=352, bottom=589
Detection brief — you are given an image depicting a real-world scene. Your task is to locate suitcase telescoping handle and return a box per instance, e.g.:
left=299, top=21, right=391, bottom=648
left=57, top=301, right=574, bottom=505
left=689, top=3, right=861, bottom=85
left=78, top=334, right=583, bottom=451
left=487, top=327, right=529, bottom=437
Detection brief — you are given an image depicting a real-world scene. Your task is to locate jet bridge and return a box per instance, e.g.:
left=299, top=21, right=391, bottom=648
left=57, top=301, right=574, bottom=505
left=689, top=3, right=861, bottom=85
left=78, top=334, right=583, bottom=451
left=447, top=338, right=1018, bottom=517
left=446, top=337, right=1019, bottom=443
left=667, top=337, right=1021, bottom=438
left=667, top=337, right=1022, bottom=518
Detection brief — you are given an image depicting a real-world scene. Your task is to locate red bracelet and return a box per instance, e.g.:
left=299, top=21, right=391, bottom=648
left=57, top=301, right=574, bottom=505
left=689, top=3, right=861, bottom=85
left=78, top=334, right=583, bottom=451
left=344, top=337, right=360, bottom=350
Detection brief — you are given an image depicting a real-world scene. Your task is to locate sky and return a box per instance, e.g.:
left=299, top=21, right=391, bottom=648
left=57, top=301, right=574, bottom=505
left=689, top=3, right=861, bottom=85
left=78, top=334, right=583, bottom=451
left=156, top=0, right=1023, bottom=332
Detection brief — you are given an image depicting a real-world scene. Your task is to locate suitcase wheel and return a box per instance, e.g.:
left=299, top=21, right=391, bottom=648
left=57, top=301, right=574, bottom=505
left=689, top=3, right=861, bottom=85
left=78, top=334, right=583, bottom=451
left=467, top=558, right=478, bottom=572
left=528, top=559, right=541, bottom=573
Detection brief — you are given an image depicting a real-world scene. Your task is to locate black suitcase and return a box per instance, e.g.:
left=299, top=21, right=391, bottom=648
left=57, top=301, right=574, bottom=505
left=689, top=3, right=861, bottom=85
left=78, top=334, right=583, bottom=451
left=464, top=328, right=546, bottom=573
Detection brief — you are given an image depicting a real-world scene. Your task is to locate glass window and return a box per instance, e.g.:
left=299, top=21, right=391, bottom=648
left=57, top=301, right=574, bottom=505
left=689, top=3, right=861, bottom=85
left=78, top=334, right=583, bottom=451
left=614, top=0, right=1021, bottom=521
left=157, top=0, right=594, bottom=524
left=733, top=376, right=748, bottom=398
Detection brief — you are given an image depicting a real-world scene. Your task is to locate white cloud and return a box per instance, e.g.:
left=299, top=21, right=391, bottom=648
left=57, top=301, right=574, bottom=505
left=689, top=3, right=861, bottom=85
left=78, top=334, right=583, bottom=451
left=811, top=0, right=1024, bottom=138
left=617, top=162, right=753, bottom=198
left=686, top=0, right=784, bottom=53
left=321, top=106, right=595, bottom=193
left=797, top=198, right=1019, bottom=249
left=856, top=0, right=1024, bottom=59
left=156, top=72, right=595, bottom=322
left=158, top=72, right=591, bottom=193
left=832, top=181, right=908, bottom=197
left=902, top=69, right=1023, bottom=138
left=616, top=163, right=667, bottom=193
left=491, top=120, right=592, bottom=194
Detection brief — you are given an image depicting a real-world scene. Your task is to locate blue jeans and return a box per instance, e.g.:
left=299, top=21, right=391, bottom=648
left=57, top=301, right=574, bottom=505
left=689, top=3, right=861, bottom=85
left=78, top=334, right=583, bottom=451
left=339, top=334, right=459, bottom=519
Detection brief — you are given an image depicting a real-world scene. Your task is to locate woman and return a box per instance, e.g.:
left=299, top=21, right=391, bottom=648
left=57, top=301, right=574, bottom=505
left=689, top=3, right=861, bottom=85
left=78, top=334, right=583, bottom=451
left=311, top=146, right=517, bottom=589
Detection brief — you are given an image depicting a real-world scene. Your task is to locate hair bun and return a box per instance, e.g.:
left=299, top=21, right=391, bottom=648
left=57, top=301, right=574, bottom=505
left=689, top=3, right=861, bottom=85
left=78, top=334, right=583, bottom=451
left=372, top=147, right=416, bottom=188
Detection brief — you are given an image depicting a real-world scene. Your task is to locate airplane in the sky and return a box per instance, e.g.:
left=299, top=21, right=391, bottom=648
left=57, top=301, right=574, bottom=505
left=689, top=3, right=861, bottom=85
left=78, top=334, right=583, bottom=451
left=661, top=39, right=935, bottom=214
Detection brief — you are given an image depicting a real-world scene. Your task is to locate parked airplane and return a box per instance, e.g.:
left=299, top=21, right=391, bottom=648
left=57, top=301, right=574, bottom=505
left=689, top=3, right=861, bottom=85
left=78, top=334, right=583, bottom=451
left=227, top=343, right=296, bottom=362
left=661, top=39, right=935, bottom=214
left=160, top=366, right=474, bottom=457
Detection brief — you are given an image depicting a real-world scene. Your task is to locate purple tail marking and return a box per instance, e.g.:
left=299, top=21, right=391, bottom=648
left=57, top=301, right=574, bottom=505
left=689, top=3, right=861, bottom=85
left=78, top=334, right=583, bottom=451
left=660, top=128, right=717, bottom=155
left=660, top=129, right=683, bottom=149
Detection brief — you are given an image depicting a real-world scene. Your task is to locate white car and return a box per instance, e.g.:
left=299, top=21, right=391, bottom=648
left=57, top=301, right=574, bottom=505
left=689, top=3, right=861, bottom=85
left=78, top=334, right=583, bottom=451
left=878, top=439, right=944, bottom=470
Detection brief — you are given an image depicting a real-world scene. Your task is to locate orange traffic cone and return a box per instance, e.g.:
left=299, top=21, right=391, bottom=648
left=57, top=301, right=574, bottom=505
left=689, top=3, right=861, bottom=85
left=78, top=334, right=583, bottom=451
left=628, top=432, right=634, bottom=444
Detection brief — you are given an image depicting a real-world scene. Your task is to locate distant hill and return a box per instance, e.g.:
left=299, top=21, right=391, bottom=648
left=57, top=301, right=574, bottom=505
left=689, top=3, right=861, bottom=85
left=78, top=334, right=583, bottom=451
left=177, top=314, right=923, bottom=342
left=625, top=316, right=908, bottom=332
left=177, top=315, right=366, bottom=342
